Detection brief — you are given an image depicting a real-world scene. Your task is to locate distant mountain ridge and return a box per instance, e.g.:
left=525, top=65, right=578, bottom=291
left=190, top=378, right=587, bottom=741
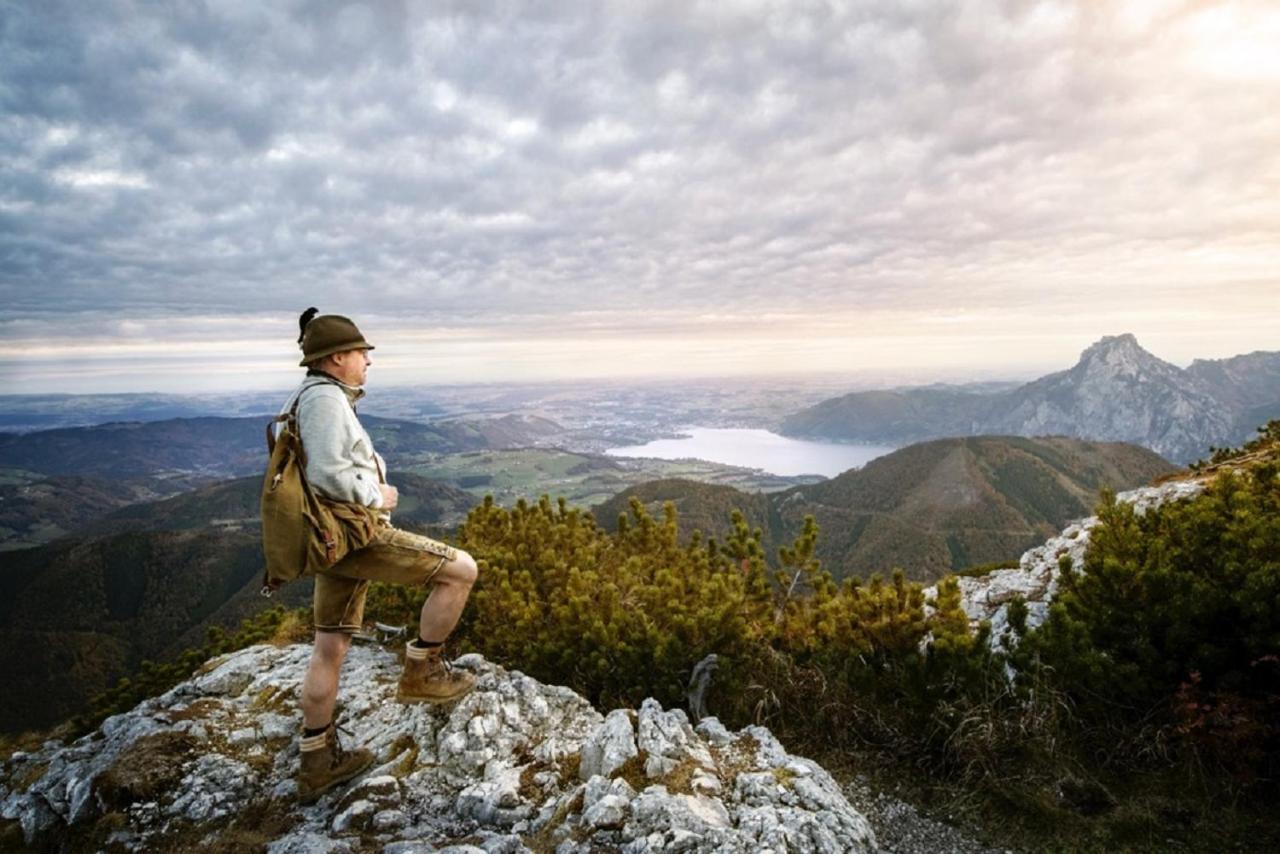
left=595, top=435, right=1177, bottom=583
left=0, top=413, right=563, bottom=481
left=781, top=335, right=1280, bottom=463
left=0, top=413, right=561, bottom=548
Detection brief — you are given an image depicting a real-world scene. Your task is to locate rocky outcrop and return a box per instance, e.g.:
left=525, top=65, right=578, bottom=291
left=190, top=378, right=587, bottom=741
left=0, top=645, right=876, bottom=853
left=925, top=479, right=1205, bottom=651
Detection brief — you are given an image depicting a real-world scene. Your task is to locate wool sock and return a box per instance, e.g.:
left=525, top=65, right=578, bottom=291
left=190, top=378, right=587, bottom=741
left=303, top=723, right=329, bottom=738
left=411, top=637, right=444, bottom=650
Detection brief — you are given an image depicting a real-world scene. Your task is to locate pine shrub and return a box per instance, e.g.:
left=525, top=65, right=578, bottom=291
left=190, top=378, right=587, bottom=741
left=1013, top=460, right=1280, bottom=778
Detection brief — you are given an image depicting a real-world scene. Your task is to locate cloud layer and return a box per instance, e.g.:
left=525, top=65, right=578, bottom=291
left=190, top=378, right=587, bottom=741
left=2, top=1, right=1278, bottom=391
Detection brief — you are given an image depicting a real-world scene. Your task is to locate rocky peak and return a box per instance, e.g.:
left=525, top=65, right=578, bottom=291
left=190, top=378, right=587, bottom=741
left=0, top=646, right=875, bottom=853
left=1072, top=333, right=1177, bottom=380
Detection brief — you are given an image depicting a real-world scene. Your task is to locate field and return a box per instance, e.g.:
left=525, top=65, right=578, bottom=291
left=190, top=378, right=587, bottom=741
left=405, top=448, right=819, bottom=509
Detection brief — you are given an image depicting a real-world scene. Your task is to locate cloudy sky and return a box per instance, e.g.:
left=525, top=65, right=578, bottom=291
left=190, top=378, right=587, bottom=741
left=1, top=0, right=1277, bottom=394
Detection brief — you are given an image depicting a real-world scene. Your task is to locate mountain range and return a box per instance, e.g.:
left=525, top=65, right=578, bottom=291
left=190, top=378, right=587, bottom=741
left=592, top=435, right=1176, bottom=583
left=780, top=335, right=1280, bottom=463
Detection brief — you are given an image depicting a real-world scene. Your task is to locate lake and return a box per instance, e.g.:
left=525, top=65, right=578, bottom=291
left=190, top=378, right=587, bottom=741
left=604, top=426, right=896, bottom=478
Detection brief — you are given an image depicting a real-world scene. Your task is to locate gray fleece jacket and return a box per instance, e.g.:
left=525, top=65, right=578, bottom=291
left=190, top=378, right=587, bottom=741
left=276, top=374, right=387, bottom=510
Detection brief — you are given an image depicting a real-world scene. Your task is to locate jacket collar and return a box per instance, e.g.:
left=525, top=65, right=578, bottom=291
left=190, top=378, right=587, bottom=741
left=303, top=369, right=366, bottom=408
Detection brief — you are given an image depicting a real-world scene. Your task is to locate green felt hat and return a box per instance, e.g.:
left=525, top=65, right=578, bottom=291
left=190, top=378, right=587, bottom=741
left=297, top=309, right=374, bottom=366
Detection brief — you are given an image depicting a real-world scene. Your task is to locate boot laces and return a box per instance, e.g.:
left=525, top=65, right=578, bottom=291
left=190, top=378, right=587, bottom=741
left=329, top=722, right=354, bottom=766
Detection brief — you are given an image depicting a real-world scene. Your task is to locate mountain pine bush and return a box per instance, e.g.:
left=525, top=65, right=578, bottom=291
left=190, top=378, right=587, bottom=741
left=363, top=492, right=998, bottom=757
left=1012, top=454, right=1280, bottom=778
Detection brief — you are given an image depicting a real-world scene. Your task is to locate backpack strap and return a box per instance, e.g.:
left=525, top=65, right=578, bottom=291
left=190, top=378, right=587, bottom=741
left=265, top=382, right=331, bottom=459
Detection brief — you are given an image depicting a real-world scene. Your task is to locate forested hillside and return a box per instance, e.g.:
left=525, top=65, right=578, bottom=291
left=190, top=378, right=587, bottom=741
left=594, top=436, right=1177, bottom=582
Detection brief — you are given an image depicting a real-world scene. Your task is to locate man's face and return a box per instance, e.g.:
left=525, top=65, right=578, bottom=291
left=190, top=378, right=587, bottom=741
left=328, top=348, right=372, bottom=386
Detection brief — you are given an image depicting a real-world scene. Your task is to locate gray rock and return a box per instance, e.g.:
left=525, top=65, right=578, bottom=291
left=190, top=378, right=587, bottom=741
left=636, top=699, right=714, bottom=779
left=0, top=646, right=876, bottom=853
left=268, top=831, right=355, bottom=853
left=579, top=708, right=638, bottom=780
left=693, top=716, right=734, bottom=746
left=479, top=834, right=532, bottom=853
left=331, top=798, right=376, bottom=833
left=583, top=792, right=630, bottom=829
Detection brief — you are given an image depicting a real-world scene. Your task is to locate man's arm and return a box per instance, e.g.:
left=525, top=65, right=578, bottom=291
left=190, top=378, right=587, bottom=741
left=296, top=392, right=384, bottom=508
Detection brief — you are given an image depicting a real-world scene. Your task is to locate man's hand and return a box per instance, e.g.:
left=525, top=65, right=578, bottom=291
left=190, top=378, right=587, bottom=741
left=379, top=484, right=399, bottom=511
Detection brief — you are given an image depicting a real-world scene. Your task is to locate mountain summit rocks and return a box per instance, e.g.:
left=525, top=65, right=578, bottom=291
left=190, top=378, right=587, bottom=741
left=983, top=334, right=1233, bottom=463
left=0, top=646, right=876, bottom=853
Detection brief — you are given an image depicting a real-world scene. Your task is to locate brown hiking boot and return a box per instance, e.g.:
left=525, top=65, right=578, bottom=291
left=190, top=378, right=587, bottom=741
left=396, top=642, right=476, bottom=705
left=297, top=722, right=374, bottom=804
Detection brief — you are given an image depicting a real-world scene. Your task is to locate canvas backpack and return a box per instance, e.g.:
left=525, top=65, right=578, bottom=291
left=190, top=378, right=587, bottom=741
left=259, top=385, right=382, bottom=595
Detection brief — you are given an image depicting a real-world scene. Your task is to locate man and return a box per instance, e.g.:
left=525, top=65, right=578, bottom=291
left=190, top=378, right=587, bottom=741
left=280, top=309, right=480, bottom=803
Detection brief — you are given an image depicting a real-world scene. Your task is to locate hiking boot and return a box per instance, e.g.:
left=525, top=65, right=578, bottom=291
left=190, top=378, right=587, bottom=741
left=297, top=722, right=374, bottom=804
left=397, top=642, right=476, bottom=705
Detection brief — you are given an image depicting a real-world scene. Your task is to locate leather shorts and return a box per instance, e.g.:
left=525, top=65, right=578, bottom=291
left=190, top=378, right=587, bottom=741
left=313, top=523, right=458, bottom=633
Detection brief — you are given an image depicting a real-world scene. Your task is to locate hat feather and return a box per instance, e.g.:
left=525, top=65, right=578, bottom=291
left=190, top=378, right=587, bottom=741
left=297, top=307, right=319, bottom=344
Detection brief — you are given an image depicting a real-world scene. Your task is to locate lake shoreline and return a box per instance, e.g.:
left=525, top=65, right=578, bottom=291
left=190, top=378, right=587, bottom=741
left=604, top=425, right=896, bottom=478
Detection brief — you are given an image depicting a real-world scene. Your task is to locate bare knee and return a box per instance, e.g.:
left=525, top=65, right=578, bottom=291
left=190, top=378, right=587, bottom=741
left=311, top=631, right=351, bottom=665
left=442, top=550, right=478, bottom=588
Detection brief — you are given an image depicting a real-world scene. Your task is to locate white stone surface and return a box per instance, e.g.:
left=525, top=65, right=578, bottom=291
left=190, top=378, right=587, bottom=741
left=578, top=707, right=638, bottom=780
left=0, top=646, right=877, bottom=853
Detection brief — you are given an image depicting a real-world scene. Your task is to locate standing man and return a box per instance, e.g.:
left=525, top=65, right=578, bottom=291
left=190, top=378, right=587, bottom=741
left=281, top=308, right=480, bottom=803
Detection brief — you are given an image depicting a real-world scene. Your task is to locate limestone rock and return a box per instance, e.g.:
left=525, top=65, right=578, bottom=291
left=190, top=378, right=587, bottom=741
left=925, top=478, right=1206, bottom=652
left=579, top=708, right=638, bottom=780
left=0, top=646, right=876, bottom=853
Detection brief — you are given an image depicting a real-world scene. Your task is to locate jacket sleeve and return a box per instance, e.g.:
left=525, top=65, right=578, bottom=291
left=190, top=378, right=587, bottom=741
left=296, top=392, right=384, bottom=508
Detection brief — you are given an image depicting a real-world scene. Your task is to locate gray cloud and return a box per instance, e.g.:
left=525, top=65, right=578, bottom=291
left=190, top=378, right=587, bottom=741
left=2, top=0, right=1278, bottom=389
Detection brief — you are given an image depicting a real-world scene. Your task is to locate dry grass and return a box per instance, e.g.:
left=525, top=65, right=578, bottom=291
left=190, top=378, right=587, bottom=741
left=384, top=733, right=420, bottom=780
left=610, top=750, right=650, bottom=793
left=556, top=751, right=581, bottom=787
left=659, top=757, right=701, bottom=795
left=4, top=759, right=49, bottom=794
left=164, top=698, right=224, bottom=723
left=96, top=731, right=200, bottom=809
left=266, top=611, right=313, bottom=646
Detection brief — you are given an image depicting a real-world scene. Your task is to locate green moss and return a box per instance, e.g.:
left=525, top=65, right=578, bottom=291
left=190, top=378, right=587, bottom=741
left=770, top=765, right=796, bottom=788
left=249, top=685, right=293, bottom=714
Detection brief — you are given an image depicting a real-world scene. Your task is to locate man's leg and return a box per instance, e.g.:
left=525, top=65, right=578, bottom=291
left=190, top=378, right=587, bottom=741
left=398, top=550, right=479, bottom=704
left=292, top=562, right=392, bottom=803
left=319, top=528, right=481, bottom=704
left=417, top=550, right=479, bottom=642
left=300, top=630, right=351, bottom=729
